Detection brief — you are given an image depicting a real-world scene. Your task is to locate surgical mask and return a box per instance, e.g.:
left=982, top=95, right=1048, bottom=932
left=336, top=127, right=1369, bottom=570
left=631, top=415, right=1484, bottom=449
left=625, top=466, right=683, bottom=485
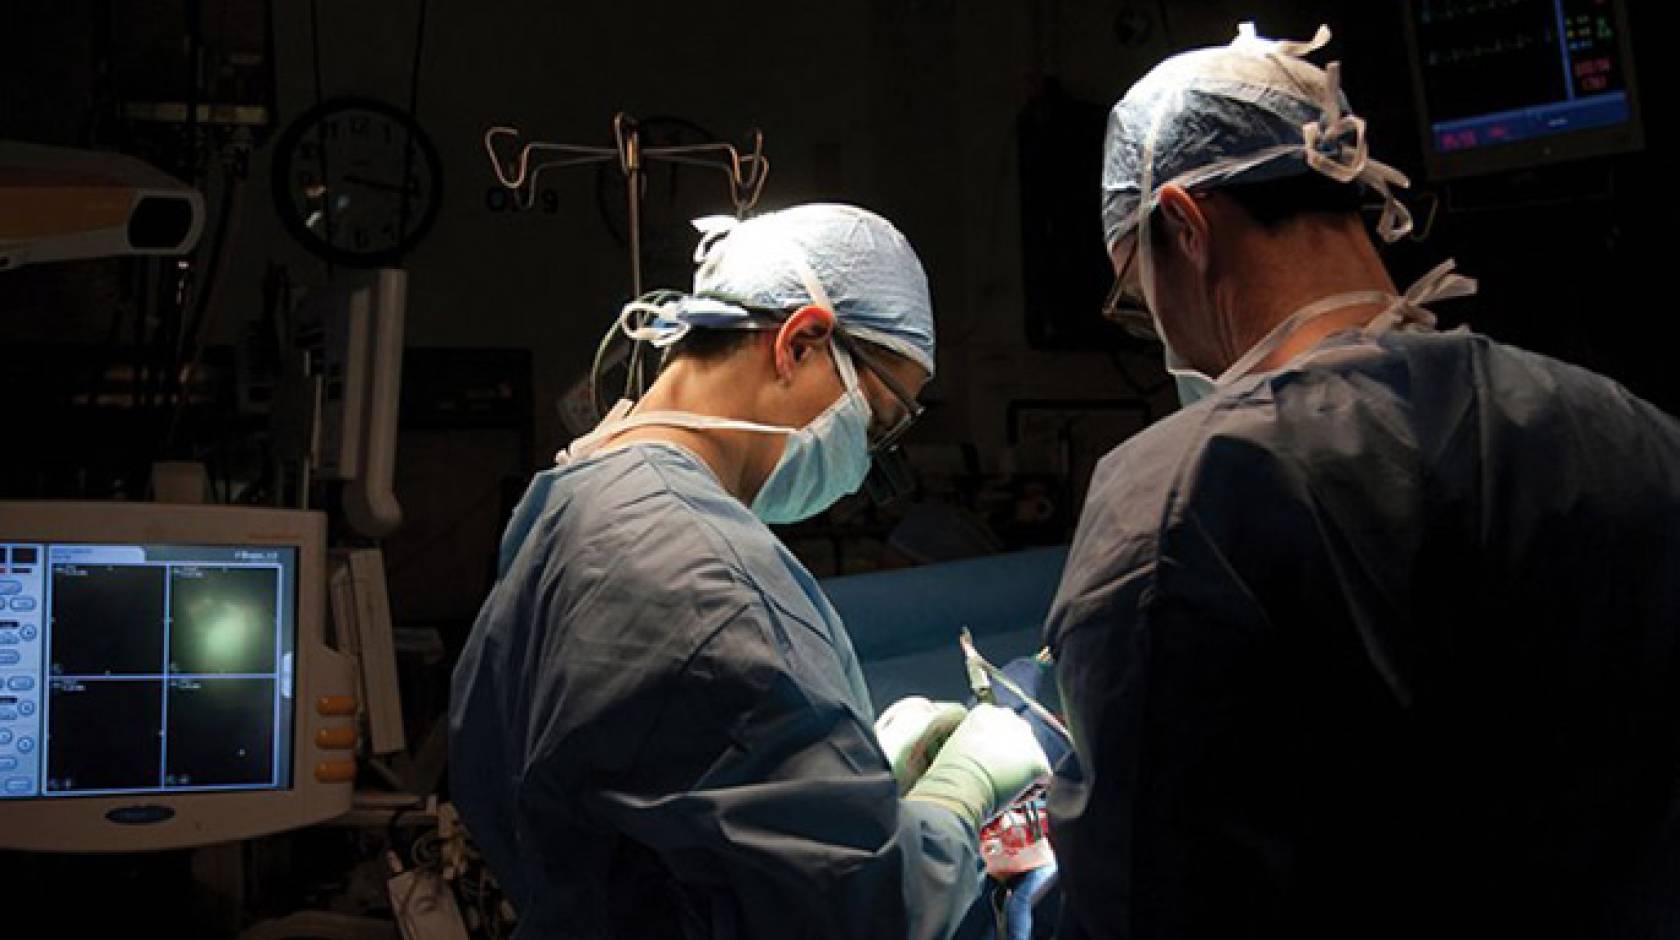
left=1171, top=371, right=1217, bottom=408
left=1153, top=338, right=1213, bottom=408
left=749, top=340, right=872, bottom=523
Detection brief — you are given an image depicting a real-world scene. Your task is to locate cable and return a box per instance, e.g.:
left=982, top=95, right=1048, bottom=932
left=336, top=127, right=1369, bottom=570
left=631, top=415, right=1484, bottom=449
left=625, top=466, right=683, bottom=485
left=386, top=796, right=432, bottom=864
left=308, top=0, right=334, bottom=276
left=397, top=0, right=429, bottom=263
left=590, top=314, right=620, bottom=419
left=590, top=288, right=685, bottom=419
left=309, top=0, right=326, bottom=110
left=387, top=796, right=431, bottom=838
left=165, top=160, right=245, bottom=452
left=405, top=0, right=427, bottom=142
left=183, top=0, right=203, bottom=181
left=411, top=831, right=444, bottom=870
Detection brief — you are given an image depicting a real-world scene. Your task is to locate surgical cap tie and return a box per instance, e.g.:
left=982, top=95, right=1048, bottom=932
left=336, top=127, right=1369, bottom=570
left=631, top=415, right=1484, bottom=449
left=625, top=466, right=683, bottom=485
left=1300, top=62, right=1415, bottom=242
left=1374, top=257, right=1479, bottom=332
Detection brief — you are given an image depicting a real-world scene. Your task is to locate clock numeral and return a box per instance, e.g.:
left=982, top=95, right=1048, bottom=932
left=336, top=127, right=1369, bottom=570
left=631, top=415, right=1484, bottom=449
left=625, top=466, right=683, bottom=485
left=351, top=116, right=370, bottom=136
left=319, top=121, right=339, bottom=140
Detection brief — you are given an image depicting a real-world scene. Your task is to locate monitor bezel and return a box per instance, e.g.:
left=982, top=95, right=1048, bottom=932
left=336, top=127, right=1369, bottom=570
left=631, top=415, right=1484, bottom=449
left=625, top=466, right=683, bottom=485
left=1401, top=0, right=1644, bottom=181
left=0, top=501, right=354, bottom=852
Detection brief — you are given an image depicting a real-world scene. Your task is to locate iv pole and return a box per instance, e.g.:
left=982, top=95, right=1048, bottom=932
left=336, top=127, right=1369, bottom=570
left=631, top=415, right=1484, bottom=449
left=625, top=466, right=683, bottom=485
left=483, top=114, right=770, bottom=414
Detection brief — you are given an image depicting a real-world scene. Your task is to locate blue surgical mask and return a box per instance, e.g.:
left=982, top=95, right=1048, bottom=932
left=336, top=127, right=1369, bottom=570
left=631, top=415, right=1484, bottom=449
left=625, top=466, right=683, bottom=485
left=1171, top=370, right=1216, bottom=408
left=751, top=342, right=873, bottom=524
left=1162, top=332, right=1218, bottom=409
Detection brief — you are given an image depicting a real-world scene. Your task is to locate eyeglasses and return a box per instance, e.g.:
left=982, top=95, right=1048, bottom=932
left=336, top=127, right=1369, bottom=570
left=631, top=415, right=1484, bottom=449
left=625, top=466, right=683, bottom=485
left=1100, top=236, right=1157, bottom=340
left=833, top=330, right=924, bottom=454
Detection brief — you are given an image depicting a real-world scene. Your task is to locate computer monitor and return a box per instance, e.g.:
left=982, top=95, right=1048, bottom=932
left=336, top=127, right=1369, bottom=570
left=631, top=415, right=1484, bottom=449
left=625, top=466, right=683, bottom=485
left=1402, top=0, right=1643, bottom=180
left=0, top=502, right=355, bottom=852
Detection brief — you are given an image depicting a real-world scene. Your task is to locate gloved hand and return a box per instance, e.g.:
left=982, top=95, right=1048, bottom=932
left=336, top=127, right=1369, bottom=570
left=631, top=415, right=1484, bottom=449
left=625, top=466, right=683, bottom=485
left=905, top=703, right=1051, bottom=831
left=875, top=696, right=968, bottom=794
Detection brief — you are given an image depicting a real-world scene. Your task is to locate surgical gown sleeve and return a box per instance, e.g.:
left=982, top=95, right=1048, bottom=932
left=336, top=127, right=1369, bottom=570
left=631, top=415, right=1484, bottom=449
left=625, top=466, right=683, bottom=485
left=554, top=598, right=984, bottom=939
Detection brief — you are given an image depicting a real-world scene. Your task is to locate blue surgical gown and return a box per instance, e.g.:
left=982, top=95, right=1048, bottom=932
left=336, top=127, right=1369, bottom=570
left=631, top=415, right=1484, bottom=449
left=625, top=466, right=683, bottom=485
left=1046, top=328, right=1680, bottom=939
left=449, top=441, right=982, bottom=939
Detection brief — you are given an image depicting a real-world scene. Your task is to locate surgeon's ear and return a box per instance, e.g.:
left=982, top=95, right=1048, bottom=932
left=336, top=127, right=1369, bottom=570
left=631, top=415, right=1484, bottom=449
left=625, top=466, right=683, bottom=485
left=773, top=305, right=836, bottom=382
left=1157, top=184, right=1210, bottom=275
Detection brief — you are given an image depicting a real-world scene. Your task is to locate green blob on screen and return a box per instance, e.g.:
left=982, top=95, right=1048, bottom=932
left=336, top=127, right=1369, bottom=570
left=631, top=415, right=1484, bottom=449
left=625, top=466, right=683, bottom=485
left=181, top=598, right=262, bottom=671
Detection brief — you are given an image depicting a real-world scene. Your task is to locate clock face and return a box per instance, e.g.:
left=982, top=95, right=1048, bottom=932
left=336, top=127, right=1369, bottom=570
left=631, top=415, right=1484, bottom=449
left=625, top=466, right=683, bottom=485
left=272, top=97, right=442, bottom=267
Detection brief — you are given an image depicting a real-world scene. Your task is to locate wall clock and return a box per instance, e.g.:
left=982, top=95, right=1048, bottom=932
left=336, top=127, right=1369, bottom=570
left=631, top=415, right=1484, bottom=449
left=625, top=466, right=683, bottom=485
left=272, top=96, right=442, bottom=267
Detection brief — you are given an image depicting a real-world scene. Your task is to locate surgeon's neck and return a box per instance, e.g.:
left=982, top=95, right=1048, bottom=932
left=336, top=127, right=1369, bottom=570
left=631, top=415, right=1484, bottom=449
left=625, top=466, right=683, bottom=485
left=602, top=355, right=782, bottom=505
left=1217, top=214, right=1398, bottom=373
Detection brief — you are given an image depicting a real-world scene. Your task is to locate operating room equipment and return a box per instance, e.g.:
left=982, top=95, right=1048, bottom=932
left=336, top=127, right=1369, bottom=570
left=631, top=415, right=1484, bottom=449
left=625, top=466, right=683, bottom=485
left=959, top=635, right=1065, bottom=940
left=964, top=630, right=996, bottom=706
left=482, top=114, right=771, bottom=417
left=303, top=269, right=410, bottom=538
left=0, top=141, right=205, bottom=271
left=961, top=628, right=1071, bottom=746
left=0, top=500, right=354, bottom=852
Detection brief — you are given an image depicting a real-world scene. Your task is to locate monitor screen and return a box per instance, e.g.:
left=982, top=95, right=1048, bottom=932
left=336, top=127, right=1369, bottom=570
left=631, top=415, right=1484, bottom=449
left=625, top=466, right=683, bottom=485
left=0, top=541, right=297, bottom=801
left=1408, top=0, right=1639, bottom=176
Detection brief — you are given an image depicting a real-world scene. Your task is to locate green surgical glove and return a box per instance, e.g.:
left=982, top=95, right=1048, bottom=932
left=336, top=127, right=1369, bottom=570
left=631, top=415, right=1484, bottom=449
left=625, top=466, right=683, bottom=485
left=875, top=696, right=968, bottom=794
left=905, top=703, right=1050, bottom=830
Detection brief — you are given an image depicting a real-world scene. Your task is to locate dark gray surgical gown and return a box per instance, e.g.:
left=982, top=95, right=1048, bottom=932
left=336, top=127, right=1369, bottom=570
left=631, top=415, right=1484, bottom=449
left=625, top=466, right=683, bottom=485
left=450, top=441, right=981, bottom=939
left=1047, top=328, right=1680, bottom=939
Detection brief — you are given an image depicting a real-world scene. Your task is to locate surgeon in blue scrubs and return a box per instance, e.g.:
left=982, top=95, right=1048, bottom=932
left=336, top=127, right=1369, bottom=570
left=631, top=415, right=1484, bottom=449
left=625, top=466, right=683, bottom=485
left=451, top=204, right=1049, bottom=939
left=1047, top=23, right=1680, bottom=940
